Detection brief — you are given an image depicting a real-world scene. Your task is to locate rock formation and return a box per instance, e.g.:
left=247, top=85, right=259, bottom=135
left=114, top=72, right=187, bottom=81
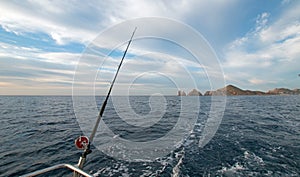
left=179, top=85, right=300, bottom=96
left=203, top=85, right=263, bottom=96
left=187, top=89, right=202, bottom=96
left=293, top=89, right=300, bottom=94
left=267, top=88, right=300, bottom=95
left=178, top=90, right=186, bottom=96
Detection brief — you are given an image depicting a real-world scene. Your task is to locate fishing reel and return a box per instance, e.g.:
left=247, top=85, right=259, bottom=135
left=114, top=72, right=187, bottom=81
left=75, top=136, right=89, bottom=150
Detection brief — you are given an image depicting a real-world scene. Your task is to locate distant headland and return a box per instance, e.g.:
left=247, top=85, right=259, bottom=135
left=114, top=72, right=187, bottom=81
left=178, top=85, right=300, bottom=96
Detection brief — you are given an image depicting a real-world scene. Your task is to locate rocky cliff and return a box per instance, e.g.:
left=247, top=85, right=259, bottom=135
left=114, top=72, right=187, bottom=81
left=187, top=89, right=202, bottom=96
left=267, top=88, right=300, bottom=95
left=179, top=85, right=300, bottom=96
left=178, top=90, right=187, bottom=96
left=204, top=85, right=265, bottom=96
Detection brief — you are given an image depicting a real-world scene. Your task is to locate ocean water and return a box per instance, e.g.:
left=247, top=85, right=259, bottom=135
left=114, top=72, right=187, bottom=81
left=0, top=96, right=299, bottom=176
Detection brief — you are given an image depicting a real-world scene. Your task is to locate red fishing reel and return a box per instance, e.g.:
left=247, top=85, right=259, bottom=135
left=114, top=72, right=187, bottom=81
left=75, top=136, right=89, bottom=150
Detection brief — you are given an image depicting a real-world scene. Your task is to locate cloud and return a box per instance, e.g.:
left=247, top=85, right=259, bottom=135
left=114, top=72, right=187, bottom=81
left=223, top=1, right=300, bottom=90
left=2, top=1, right=298, bottom=94
left=0, top=0, right=238, bottom=46
left=248, top=78, right=276, bottom=85
left=76, top=50, right=206, bottom=95
left=0, top=41, right=81, bottom=94
left=0, top=1, right=101, bottom=44
left=0, top=0, right=235, bottom=94
left=0, top=41, right=80, bottom=65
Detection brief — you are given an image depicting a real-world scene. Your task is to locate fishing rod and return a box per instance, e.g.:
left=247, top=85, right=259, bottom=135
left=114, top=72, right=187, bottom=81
left=74, top=27, right=137, bottom=175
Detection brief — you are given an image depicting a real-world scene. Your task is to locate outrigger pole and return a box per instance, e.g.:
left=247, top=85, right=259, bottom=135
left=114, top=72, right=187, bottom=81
left=74, top=27, right=137, bottom=176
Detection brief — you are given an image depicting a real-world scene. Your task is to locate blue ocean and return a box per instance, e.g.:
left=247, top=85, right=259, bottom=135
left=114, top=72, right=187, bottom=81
left=0, top=96, right=299, bottom=176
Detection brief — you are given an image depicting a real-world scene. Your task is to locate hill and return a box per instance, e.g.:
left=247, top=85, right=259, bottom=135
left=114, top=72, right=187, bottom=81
left=267, top=88, right=300, bottom=95
left=204, top=85, right=266, bottom=96
left=178, top=85, right=300, bottom=96
left=187, top=89, right=202, bottom=96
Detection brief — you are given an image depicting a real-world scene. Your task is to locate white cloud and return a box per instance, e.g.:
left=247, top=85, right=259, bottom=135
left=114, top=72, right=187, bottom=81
left=282, top=0, right=292, bottom=5
left=88, top=51, right=205, bottom=93
left=0, top=38, right=206, bottom=95
left=3, top=0, right=298, bottom=94
left=0, top=41, right=81, bottom=94
left=248, top=78, right=276, bottom=85
left=0, top=42, right=80, bottom=65
left=0, top=1, right=99, bottom=44
left=223, top=2, right=300, bottom=90
left=0, top=0, right=237, bottom=46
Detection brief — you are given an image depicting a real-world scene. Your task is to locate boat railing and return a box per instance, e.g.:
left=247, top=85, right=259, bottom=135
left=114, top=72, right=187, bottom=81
left=19, top=163, right=93, bottom=177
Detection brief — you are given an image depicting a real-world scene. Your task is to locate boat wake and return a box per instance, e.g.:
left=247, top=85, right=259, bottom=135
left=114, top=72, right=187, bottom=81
left=91, top=129, right=198, bottom=177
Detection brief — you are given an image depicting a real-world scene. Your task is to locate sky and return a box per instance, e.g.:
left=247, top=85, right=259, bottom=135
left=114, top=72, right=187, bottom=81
left=0, top=0, right=299, bottom=95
